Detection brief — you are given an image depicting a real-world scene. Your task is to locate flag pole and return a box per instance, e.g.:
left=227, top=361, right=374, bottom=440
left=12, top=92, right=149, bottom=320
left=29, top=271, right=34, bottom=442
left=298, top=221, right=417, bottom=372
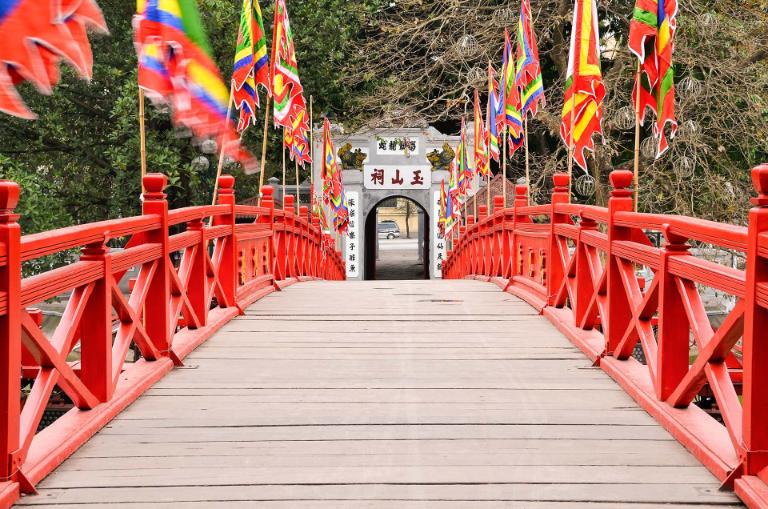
left=257, top=95, right=271, bottom=206
left=633, top=61, right=642, bottom=212
left=139, top=88, right=147, bottom=193
left=487, top=174, right=491, bottom=210
left=567, top=91, right=576, bottom=203
left=524, top=115, right=531, bottom=203
left=502, top=126, right=508, bottom=207
left=211, top=83, right=237, bottom=207
left=281, top=128, right=287, bottom=205
left=294, top=159, right=301, bottom=212
left=309, top=96, right=314, bottom=188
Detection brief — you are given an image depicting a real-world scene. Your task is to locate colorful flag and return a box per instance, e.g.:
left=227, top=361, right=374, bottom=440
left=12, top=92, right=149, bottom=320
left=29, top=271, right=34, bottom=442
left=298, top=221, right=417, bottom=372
left=560, top=0, right=605, bottom=171
left=271, top=0, right=304, bottom=129
left=629, top=0, right=678, bottom=157
left=487, top=63, right=501, bottom=163
left=134, top=0, right=256, bottom=170
left=284, top=105, right=311, bottom=166
left=474, top=90, right=490, bottom=177
left=232, top=0, right=270, bottom=131
left=0, top=0, right=107, bottom=119
left=438, top=178, right=450, bottom=237
left=500, top=29, right=524, bottom=144
left=456, top=118, right=474, bottom=197
left=516, top=0, right=545, bottom=118
left=321, top=119, right=349, bottom=234
left=447, top=155, right=459, bottom=225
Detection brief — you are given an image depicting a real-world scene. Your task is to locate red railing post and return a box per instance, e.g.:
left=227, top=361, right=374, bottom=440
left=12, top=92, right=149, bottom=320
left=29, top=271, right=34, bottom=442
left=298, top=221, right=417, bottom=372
left=479, top=205, right=488, bottom=275
left=142, top=174, right=172, bottom=355
left=214, top=175, right=238, bottom=308
left=605, top=170, right=635, bottom=354
left=547, top=174, right=569, bottom=306
left=186, top=215, right=208, bottom=327
left=0, top=181, right=21, bottom=482
left=466, top=215, right=475, bottom=275
left=79, top=238, right=113, bottom=403
left=300, top=206, right=309, bottom=276
left=573, top=215, right=598, bottom=328
left=742, top=164, right=768, bottom=476
left=656, top=227, right=691, bottom=400
left=258, top=186, right=276, bottom=281
left=496, top=195, right=509, bottom=279
left=311, top=216, right=320, bottom=277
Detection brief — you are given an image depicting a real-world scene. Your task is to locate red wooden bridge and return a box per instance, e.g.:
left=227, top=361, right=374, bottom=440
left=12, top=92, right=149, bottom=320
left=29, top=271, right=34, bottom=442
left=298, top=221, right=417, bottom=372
left=1, top=168, right=768, bottom=507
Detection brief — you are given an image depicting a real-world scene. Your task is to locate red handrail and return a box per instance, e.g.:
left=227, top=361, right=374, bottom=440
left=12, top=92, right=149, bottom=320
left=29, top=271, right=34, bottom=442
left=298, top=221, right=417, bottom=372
left=444, top=165, right=768, bottom=506
left=0, top=173, right=344, bottom=504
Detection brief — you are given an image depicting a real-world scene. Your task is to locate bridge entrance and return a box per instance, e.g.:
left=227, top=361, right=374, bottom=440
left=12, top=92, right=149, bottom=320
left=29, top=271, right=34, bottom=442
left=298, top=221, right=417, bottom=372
left=364, top=196, right=430, bottom=280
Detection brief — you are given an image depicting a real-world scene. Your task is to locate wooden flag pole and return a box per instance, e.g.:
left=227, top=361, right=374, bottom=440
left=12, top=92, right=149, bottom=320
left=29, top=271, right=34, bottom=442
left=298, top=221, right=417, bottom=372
left=294, top=159, right=301, bottom=212
left=633, top=61, right=642, bottom=212
left=281, top=129, right=287, bottom=204
left=567, top=91, right=576, bottom=203
left=211, top=83, right=236, bottom=208
left=502, top=126, right=508, bottom=207
left=309, top=96, right=314, bottom=188
left=257, top=95, right=272, bottom=206
left=486, top=174, right=491, bottom=210
left=139, top=88, right=148, bottom=194
left=524, top=115, right=531, bottom=203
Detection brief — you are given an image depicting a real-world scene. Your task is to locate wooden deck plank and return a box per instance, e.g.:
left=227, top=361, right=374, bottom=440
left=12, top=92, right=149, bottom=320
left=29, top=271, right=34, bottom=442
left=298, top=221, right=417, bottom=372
left=16, top=280, right=742, bottom=507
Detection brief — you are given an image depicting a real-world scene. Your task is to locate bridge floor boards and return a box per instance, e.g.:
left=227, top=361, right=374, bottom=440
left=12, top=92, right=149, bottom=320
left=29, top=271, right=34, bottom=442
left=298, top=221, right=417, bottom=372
left=17, top=280, right=742, bottom=508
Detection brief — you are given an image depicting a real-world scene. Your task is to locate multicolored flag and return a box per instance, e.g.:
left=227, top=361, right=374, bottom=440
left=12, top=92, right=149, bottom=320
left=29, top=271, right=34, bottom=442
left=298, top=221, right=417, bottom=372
left=232, top=0, right=270, bottom=131
left=474, top=90, right=490, bottom=177
left=516, top=0, right=545, bottom=118
left=321, top=118, right=349, bottom=234
left=0, top=0, right=107, bottom=119
left=447, top=155, right=459, bottom=224
left=135, top=0, right=256, bottom=170
left=500, top=28, right=524, bottom=155
left=285, top=105, right=312, bottom=166
left=271, top=0, right=304, bottom=129
left=438, top=178, right=448, bottom=238
left=487, top=63, right=501, bottom=163
left=560, top=0, right=605, bottom=171
left=629, top=0, right=678, bottom=157
left=457, top=118, right=474, bottom=196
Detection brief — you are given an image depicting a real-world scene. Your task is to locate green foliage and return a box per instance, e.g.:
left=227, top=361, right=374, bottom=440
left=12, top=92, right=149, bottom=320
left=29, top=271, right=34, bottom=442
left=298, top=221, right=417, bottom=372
left=0, top=0, right=382, bottom=233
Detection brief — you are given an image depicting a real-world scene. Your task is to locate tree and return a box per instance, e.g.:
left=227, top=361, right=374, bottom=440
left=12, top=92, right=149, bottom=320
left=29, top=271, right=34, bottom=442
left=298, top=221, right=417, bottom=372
left=347, top=0, right=768, bottom=222
left=0, top=0, right=383, bottom=232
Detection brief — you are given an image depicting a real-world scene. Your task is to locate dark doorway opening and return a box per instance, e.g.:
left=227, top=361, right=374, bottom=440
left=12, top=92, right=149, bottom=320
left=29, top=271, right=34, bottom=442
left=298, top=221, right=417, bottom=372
left=364, top=197, right=430, bottom=280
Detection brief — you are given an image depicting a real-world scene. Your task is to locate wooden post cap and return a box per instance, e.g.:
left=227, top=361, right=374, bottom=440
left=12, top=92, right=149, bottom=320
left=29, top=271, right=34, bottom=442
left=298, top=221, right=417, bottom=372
left=751, top=164, right=768, bottom=206
left=262, top=186, right=274, bottom=198
left=284, top=195, right=295, bottom=207
left=493, top=195, right=505, bottom=210
left=0, top=180, right=20, bottom=213
left=610, top=170, right=634, bottom=190
left=552, top=173, right=570, bottom=192
left=515, top=184, right=529, bottom=197
left=218, top=175, right=235, bottom=193
left=143, top=173, right=167, bottom=194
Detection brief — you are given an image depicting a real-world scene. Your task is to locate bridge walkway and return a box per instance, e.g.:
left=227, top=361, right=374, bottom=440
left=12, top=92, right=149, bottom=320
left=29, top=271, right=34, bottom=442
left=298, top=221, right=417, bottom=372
left=17, top=280, right=741, bottom=508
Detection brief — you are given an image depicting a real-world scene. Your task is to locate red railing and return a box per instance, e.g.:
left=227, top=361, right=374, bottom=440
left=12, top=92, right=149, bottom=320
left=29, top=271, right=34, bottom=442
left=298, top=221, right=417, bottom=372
left=0, top=173, right=344, bottom=506
left=444, top=166, right=768, bottom=508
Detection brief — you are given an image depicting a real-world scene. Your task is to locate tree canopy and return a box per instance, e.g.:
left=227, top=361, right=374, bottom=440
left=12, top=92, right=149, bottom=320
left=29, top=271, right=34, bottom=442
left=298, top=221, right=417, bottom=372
left=0, top=0, right=767, bottom=234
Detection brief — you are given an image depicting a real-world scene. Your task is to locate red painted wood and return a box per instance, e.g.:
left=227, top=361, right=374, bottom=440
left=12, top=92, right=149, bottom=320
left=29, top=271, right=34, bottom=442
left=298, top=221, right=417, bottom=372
left=444, top=164, right=768, bottom=507
left=0, top=174, right=344, bottom=506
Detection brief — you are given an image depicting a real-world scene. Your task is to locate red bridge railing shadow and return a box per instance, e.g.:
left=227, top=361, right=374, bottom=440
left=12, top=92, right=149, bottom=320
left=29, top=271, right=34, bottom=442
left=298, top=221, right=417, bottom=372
left=0, top=174, right=345, bottom=507
left=444, top=166, right=768, bottom=508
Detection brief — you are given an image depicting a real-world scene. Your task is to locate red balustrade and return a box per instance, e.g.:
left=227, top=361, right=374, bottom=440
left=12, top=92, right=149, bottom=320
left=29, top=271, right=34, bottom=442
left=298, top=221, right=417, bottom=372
left=0, top=174, right=344, bottom=506
left=445, top=166, right=768, bottom=507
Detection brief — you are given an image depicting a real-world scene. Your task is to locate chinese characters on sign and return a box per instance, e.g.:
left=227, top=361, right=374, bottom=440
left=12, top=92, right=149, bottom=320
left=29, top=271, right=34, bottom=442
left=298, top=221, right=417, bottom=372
left=432, top=191, right=447, bottom=278
left=364, top=165, right=431, bottom=190
left=375, top=136, right=419, bottom=156
left=345, top=191, right=360, bottom=278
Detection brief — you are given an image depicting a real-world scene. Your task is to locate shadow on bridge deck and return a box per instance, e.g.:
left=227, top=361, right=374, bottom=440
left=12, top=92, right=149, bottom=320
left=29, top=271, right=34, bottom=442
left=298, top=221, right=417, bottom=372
left=16, top=280, right=741, bottom=508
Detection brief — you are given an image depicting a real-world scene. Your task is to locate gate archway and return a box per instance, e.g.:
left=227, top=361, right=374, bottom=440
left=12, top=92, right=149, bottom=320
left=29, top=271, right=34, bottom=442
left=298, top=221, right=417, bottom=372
left=363, top=195, right=430, bottom=280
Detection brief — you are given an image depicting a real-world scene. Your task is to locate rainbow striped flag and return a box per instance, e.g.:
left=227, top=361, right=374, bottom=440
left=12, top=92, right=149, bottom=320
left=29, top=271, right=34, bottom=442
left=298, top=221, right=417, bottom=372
left=1, top=0, right=107, bottom=119
left=516, top=0, right=545, bottom=118
left=560, top=0, right=605, bottom=171
left=232, top=0, right=270, bottom=131
left=286, top=105, right=312, bottom=166
left=499, top=28, right=524, bottom=150
left=486, top=63, right=501, bottom=163
left=629, top=0, right=678, bottom=157
left=135, top=0, right=256, bottom=170
left=271, top=0, right=304, bottom=129
left=321, top=119, right=349, bottom=234
left=457, top=118, right=474, bottom=197
left=474, top=89, right=490, bottom=177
